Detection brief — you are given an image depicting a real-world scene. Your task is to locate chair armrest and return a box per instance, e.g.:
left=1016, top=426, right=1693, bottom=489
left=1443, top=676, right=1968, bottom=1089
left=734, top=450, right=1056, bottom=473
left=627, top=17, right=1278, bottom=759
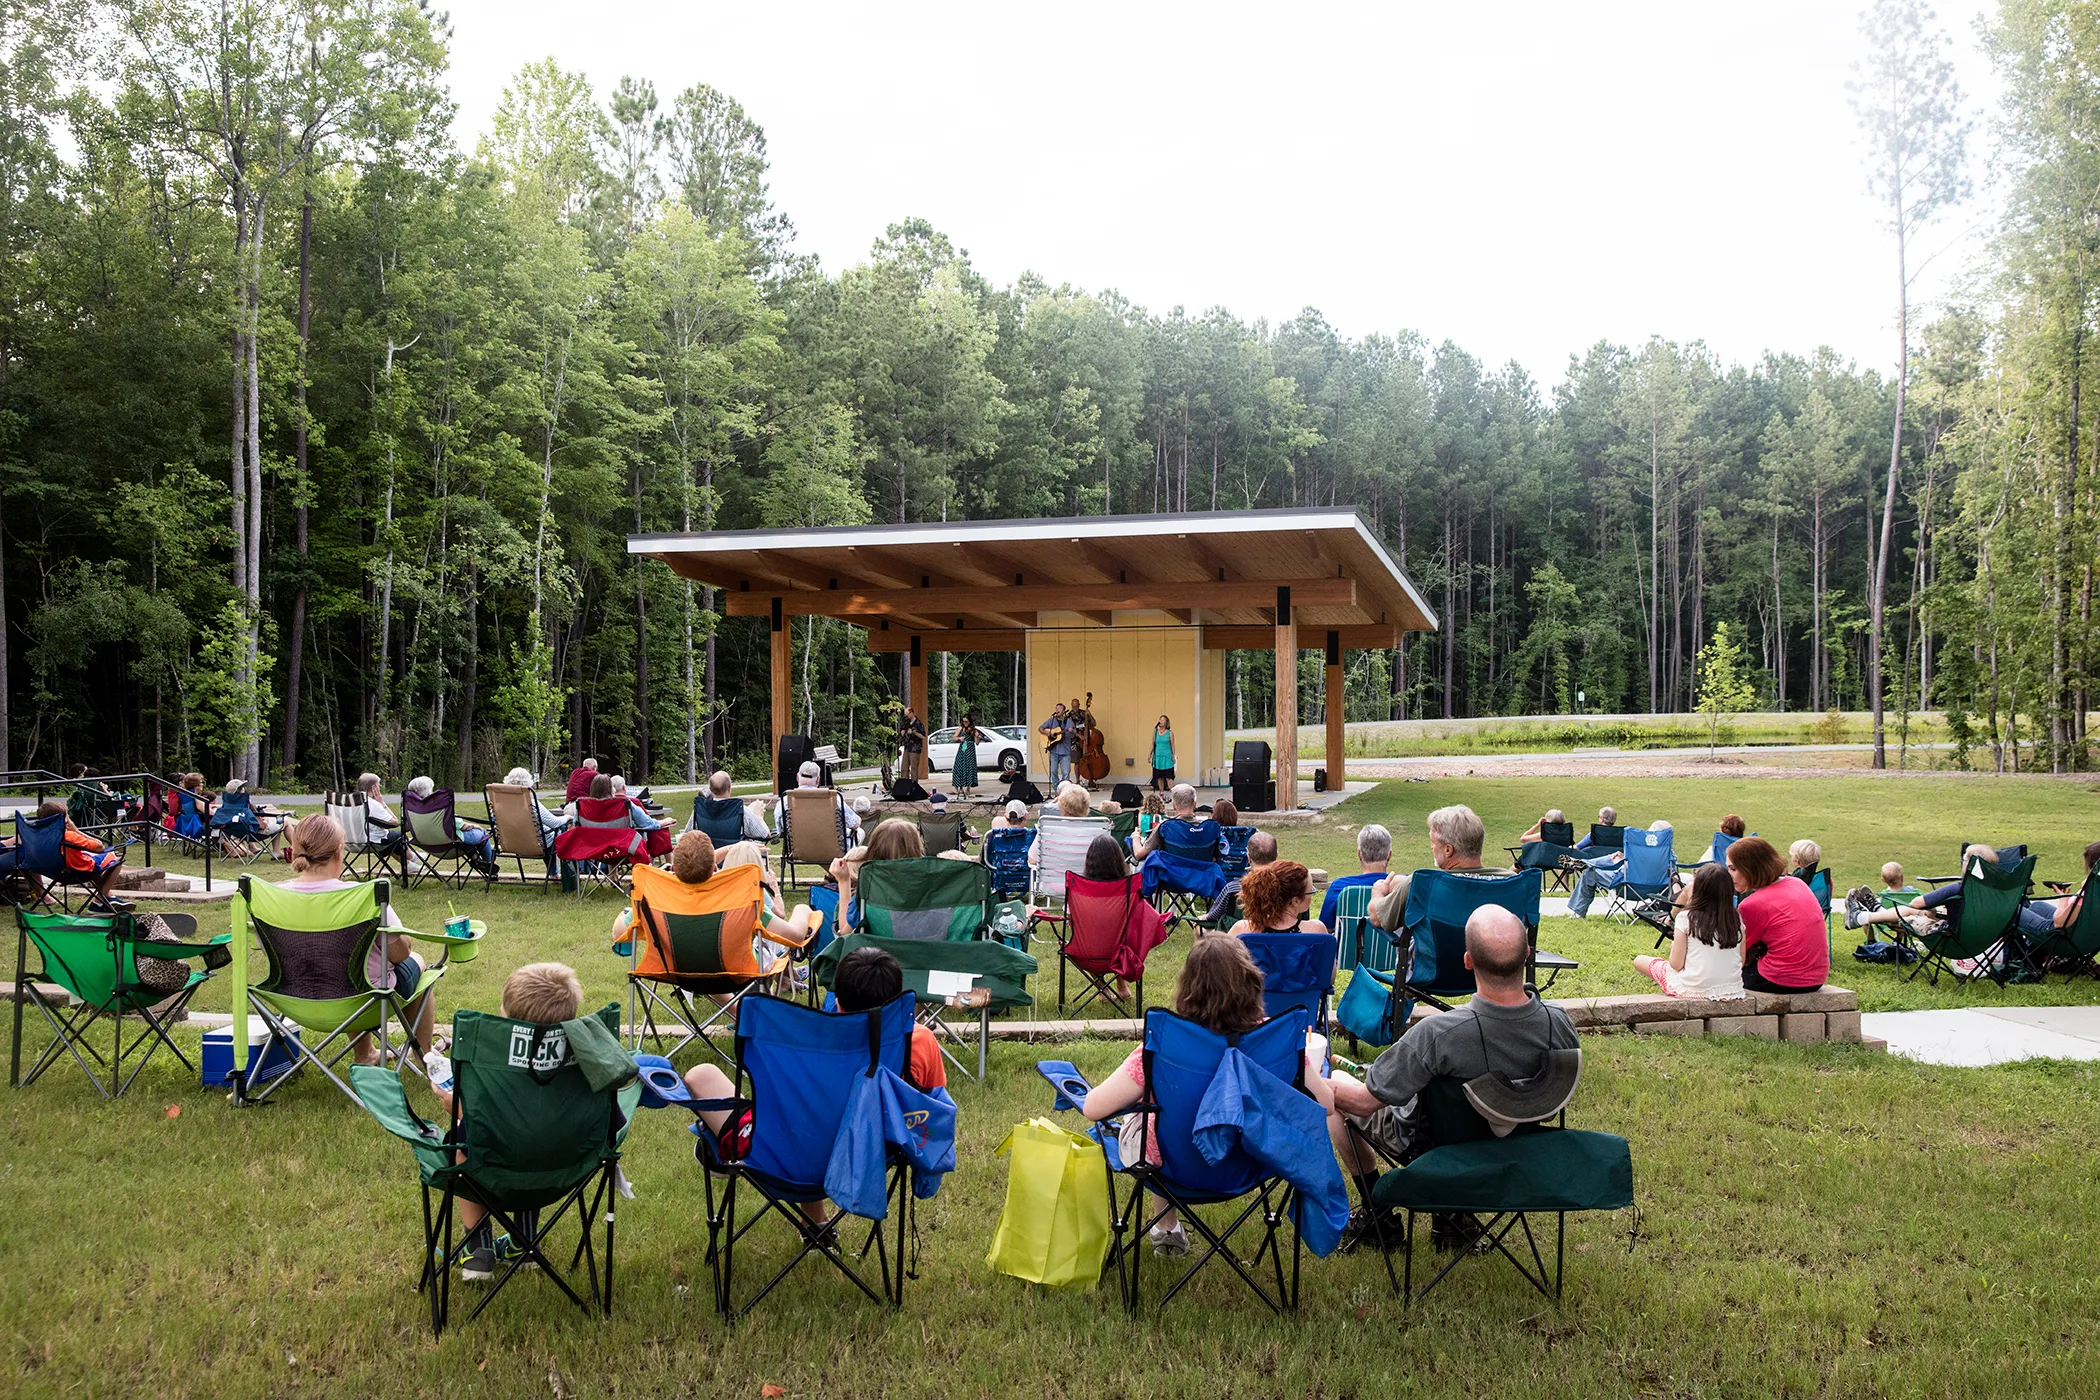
left=761, top=909, right=820, bottom=950
left=128, top=932, right=233, bottom=959
left=389, top=919, right=487, bottom=964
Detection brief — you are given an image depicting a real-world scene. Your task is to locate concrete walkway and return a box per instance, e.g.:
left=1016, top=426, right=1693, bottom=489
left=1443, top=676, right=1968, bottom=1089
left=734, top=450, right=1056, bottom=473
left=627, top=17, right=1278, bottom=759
left=1859, top=1007, right=2100, bottom=1067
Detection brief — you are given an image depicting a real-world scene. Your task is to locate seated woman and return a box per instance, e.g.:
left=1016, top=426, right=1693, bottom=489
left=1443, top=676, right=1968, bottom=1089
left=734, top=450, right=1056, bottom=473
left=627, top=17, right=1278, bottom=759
left=1080, top=934, right=1334, bottom=1257
left=1228, top=859, right=1330, bottom=937
left=276, top=813, right=435, bottom=1063
left=406, top=775, right=496, bottom=874
left=829, top=816, right=925, bottom=912
left=1633, top=862, right=1746, bottom=1000
left=1695, top=814, right=1749, bottom=865
left=1728, top=836, right=1830, bottom=994
left=1519, top=808, right=1568, bottom=844
left=29, top=799, right=129, bottom=912
left=503, top=766, right=570, bottom=852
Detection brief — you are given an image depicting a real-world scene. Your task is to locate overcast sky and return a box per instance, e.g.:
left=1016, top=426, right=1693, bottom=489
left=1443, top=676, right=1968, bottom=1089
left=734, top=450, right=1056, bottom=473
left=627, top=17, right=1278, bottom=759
left=434, top=0, right=2000, bottom=387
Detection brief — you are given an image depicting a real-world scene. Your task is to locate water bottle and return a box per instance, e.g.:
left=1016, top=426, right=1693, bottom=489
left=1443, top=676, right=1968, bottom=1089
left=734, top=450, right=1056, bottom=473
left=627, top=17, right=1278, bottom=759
left=424, top=1049, right=454, bottom=1093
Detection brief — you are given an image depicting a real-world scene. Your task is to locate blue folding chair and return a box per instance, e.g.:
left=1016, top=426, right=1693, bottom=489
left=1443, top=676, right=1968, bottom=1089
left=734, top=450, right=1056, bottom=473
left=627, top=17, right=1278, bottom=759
left=6, top=812, right=106, bottom=913
left=171, top=789, right=211, bottom=855
left=1240, top=932, right=1337, bottom=1031
left=1116, top=1007, right=1315, bottom=1314
left=1217, top=825, right=1256, bottom=878
left=1602, top=830, right=1677, bottom=925
left=210, top=790, right=273, bottom=864
left=689, top=795, right=750, bottom=846
left=1403, top=868, right=1550, bottom=1011
left=983, top=826, right=1035, bottom=899
left=1707, top=832, right=1740, bottom=867
left=690, top=992, right=920, bottom=1318
left=1142, top=821, right=1227, bottom=918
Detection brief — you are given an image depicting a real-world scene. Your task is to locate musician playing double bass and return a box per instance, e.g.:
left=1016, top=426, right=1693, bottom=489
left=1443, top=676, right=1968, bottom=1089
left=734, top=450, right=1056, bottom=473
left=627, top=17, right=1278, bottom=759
left=1071, top=693, right=1110, bottom=788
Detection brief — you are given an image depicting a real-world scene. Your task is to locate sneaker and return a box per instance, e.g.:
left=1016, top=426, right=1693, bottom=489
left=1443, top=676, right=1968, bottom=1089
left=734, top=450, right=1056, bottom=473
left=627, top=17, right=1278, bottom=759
left=1430, top=1213, right=1483, bottom=1254
left=460, top=1242, right=496, bottom=1282
left=491, top=1232, right=537, bottom=1271
left=1844, top=887, right=1877, bottom=930
left=1337, top=1207, right=1402, bottom=1255
left=1148, top=1223, right=1190, bottom=1257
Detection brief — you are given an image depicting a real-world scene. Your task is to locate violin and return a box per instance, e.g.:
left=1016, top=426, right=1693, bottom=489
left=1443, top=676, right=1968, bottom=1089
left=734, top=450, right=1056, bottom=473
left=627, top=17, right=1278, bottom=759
left=1077, top=689, right=1110, bottom=785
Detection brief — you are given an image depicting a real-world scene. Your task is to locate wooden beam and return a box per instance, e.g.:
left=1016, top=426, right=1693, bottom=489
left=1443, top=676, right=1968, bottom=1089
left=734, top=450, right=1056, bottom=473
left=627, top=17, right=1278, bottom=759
left=1324, top=629, right=1345, bottom=795
left=770, top=599, right=791, bottom=790
left=1274, top=587, right=1297, bottom=811
left=1201, top=624, right=1398, bottom=651
left=1069, top=538, right=1134, bottom=584
left=1074, top=610, right=1115, bottom=627
left=866, top=628, right=1026, bottom=654
left=1178, top=533, right=1233, bottom=583
left=724, top=577, right=1355, bottom=619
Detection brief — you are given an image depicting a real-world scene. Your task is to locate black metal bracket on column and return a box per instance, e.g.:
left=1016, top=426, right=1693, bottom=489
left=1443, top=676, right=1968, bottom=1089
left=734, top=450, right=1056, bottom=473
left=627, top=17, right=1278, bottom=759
left=1326, top=630, right=1341, bottom=666
left=770, top=597, right=783, bottom=632
left=1276, top=585, right=1292, bottom=627
left=910, top=635, right=923, bottom=668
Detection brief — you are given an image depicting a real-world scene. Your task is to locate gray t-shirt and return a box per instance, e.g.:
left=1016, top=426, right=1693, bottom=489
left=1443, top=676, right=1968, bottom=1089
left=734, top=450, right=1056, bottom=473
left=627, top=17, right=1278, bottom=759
left=1364, top=993, right=1578, bottom=1113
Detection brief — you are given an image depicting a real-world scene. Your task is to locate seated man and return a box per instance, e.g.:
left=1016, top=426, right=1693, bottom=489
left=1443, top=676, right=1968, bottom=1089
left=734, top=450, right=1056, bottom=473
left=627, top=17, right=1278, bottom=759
left=1363, top=805, right=1511, bottom=933
left=609, top=775, right=659, bottom=831
left=1566, top=819, right=1673, bottom=918
left=1518, top=809, right=1567, bottom=844
left=773, top=761, right=862, bottom=839
left=700, top=769, right=772, bottom=841
left=564, top=757, right=601, bottom=806
left=1323, top=906, right=1578, bottom=1251
left=1319, top=824, right=1392, bottom=931
left=1573, top=805, right=1618, bottom=852
left=1197, top=830, right=1279, bottom=927
left=1140, top=783, right=1219, bottom=861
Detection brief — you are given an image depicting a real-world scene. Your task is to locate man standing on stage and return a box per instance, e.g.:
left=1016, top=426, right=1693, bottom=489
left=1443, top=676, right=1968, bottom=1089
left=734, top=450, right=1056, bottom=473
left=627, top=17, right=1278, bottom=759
left=1040, top=701, right=1073, bottom=788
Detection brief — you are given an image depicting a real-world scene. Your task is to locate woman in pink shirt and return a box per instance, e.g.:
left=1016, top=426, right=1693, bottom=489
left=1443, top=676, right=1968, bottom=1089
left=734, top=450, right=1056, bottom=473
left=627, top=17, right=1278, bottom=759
left=1728, top=836, right=1830, bottom=994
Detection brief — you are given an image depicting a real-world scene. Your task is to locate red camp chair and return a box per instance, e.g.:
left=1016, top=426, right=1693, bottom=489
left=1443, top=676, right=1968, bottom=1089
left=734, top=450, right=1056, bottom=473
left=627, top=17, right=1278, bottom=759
left=555, top=797, right=669, bottom=895
left=1055, top=872, right=1170, bottom=1017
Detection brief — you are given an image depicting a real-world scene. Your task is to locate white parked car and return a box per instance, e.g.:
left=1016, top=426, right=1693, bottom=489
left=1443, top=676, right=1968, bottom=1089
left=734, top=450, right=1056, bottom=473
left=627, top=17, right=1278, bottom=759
left=902, top=724, right=1030, bottom=781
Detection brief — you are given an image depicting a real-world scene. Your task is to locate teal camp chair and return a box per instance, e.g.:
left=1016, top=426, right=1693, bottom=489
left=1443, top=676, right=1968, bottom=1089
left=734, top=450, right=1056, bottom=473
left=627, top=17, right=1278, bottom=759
left=351, top=1003, right=640, bottom=1335
left=1905, top=854, right=2039, bottom=988
left=11, top=910, right=229, bottom=1097
left=230, top=875, right=483, bottom=1105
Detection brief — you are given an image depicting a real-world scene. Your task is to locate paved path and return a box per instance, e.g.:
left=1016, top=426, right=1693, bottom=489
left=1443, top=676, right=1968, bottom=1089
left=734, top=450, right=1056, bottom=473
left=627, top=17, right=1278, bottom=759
left=1860, top=1007, right=2100, bottom=1067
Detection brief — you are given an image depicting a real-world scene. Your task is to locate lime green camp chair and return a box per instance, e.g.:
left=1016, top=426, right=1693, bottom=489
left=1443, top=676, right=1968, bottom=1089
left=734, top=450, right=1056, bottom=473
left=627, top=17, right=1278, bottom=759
left=229, top=875, right=483, bottom=1105
left=11, top=909, right=229, bottom=1098
left=350, top=1003, right=641, bottom=1335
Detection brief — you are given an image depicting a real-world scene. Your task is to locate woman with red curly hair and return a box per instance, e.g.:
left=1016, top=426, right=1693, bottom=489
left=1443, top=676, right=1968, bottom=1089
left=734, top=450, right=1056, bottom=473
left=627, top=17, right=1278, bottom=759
left=1229, top=858, right=1329, bottom=937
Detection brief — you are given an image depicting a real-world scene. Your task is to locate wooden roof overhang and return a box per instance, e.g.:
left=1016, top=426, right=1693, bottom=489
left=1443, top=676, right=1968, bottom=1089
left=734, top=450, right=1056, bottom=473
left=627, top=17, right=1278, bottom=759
left=628, top=509, right=1439, bottom=648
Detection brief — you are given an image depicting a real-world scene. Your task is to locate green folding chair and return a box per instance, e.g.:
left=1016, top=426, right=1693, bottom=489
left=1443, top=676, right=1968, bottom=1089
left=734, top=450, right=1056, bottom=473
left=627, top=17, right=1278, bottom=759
left=1905, top=854, right=2039, bottom=988
left=2021, top=866, right=2099, bottom=979
left=11, top=910, right=229, bottom=1098
left=229, top=875, right=483, bottom=1105
left=350, top=1003, right=641, bottom=1335
left=814, top=932, right=1036, bottom=1082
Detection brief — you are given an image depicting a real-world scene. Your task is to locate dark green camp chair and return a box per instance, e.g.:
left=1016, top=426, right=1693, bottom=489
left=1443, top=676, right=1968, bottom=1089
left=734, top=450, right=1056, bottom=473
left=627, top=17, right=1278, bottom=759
left=1369, top=1068, right=1633, bottom=1306
left=1904, top=854, right=2039, bottom=988
left=815, top=932, right=1036, bottom=1081
left=11, top=910, right=229, bottom=1098
left=849, top=857, right=1031, bottom=1079
left=1107, top=809, right=1139, bottom=851
left=230, top=875, right=483, bottom=1105
left=351, top=1003, right=641, bottom=1335
left=2021, top=866, right=2099, bottom=979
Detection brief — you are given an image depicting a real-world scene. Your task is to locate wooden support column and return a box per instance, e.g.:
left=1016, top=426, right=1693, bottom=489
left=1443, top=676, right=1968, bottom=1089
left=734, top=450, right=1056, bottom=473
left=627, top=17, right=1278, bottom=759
left=1325, top=629, right=1345, bottom=793
left=908, top=634, right=929, bottom=744
left=770, top=597, right=791, bottom=790
left=1275, top=586, right=1297, bottom=810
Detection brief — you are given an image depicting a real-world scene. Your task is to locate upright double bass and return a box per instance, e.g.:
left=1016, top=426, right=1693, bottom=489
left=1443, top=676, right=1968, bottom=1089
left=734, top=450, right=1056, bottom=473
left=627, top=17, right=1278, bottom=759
left=1075, top=690, right=1110, bottom=786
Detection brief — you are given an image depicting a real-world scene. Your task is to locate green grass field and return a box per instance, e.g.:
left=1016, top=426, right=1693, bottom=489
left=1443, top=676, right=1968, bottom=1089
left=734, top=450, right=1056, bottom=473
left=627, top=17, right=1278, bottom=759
left=6, top=775, right=2099, bottom=1397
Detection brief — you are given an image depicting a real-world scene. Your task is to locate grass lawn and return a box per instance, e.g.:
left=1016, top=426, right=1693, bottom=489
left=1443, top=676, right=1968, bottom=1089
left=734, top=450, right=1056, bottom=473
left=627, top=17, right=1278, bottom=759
left=7, top=774, right=2095, bottom=1396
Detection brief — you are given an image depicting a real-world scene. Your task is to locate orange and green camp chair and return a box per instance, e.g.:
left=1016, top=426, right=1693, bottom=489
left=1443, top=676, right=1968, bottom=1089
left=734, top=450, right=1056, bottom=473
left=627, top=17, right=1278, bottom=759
left=624, top=862, right=816, bottom=1067
left=229, top=875, right=482, bottom=1106
left=11, top=909, right=229, bottom=1098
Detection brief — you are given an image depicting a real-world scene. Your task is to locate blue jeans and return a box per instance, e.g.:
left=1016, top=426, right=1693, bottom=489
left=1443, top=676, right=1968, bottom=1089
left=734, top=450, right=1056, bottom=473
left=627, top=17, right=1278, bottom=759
left=1048, top=751, right=1071, bottom=787
left=1566, top=855, right=1624, bottom=918
left=2020, top=902, right=2056, bottom=939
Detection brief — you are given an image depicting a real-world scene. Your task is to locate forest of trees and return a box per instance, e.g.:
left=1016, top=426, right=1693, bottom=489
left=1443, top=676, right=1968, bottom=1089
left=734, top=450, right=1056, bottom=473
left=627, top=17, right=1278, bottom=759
left=0, top=0, right=2093, bottom=789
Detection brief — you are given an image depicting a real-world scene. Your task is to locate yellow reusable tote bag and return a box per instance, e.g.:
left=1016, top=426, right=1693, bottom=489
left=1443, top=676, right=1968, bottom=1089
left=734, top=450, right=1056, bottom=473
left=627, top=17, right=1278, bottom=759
left=986, top=1117, right=1112, bottom=1286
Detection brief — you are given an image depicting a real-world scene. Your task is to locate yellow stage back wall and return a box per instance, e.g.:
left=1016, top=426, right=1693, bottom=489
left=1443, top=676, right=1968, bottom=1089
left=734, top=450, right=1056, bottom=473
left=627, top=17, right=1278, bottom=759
left=1026, top=622, right=1221, bottom=784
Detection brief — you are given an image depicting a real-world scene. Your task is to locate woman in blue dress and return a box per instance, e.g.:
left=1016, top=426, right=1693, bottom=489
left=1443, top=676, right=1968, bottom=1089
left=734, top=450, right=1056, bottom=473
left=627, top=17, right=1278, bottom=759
left=952, top=713, right=981, bottom=794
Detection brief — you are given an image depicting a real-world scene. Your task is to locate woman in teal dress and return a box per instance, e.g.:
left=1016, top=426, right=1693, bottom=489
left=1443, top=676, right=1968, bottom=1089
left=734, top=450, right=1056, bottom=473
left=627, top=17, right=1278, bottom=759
left=1151, top=714, right=1175, bottom=792
left=953, top=712, right=981, bottom=794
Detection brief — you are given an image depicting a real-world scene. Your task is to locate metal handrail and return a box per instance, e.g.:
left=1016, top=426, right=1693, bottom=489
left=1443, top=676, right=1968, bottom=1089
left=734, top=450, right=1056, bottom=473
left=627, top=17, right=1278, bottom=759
left=0, top=771, right=215, bottom=892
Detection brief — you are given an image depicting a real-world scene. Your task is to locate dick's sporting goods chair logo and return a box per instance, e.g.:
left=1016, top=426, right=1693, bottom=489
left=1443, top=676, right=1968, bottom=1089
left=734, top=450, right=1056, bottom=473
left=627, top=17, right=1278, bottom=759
left=509, top=1024, right=569, bottom=1071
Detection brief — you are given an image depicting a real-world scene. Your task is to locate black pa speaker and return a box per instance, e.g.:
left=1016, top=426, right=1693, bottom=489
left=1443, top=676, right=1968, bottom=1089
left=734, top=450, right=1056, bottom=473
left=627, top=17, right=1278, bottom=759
left=776, top=734, right=822, bottom=794
left=1232, top=779, right=1276, bottom=813
left=1231, top=740, right=1271, bottom=785
left=1313, top=768, right=1328, bottom=793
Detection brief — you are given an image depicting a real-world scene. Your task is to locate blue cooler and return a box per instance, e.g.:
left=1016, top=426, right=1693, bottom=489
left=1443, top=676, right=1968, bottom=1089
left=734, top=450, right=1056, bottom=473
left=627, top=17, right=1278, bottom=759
left=201, top=1021, right=300, bottom=1088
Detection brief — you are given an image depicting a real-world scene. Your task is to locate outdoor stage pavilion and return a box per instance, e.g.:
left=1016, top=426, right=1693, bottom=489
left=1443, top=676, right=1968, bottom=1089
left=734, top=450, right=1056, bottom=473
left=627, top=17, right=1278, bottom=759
left=627, top=508, right=1439, bottom=809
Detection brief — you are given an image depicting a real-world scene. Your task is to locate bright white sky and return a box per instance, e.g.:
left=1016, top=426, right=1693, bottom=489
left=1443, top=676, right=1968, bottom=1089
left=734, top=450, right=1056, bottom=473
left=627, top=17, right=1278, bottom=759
left=436, top=0, right=2000, bottom=387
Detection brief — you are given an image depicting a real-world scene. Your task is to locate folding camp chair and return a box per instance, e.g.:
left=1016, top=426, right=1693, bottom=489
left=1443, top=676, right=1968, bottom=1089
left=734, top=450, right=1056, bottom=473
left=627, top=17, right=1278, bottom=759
left=1587, top=823, right=1627, bottom=852
left=1508, top=821, right=1583, bottom=894
left=1114, top=1007, right=1314, bottom=1314
left=326, top=792, right=400, bottom=881
left=1327, top=879, right=1379, bottom=969
left=1108, top=809, right=1139, bottom=851
left=169, top=789, right=213, bottom=857
left=1905, top=853, right=2040, bottom=988
left=402, top=788, right=495, bottom=892
left=1053, top=871, right=1170, bottom=1017
left=1241, top=932, right=1338, bottom=1030
left=624, top=862, right=812, bottom=1066
left=350, top=1003, right=639, bottom=1335
left=209, top=790, right=274, bottom=864
left=781, top=788, right=850, bottom=888
left=689, top=795, right=751, bottom=846
left=916, top=811, right=969, bottom=856
left=851, top=857, right=1028, bottom=1079
left=1403, top=868, right=1577, bottom=1010
left=1029, top=814, right=1113, bottom=923
left=1142, top=817, right=1226, bottom=918
left=983, top=826, right=1035, bottom=899
left=1369, top=1068, right=1633, bottom=1306
left=4, top=811, right=111, bottom=913
left=556, top=796, right=656, bottom=896
left=229, top=875, right=482, bottom=1106
left=1602, top=830, right=1677, bottom=925
left=693, top=991, right=922, bottom=1318
left=2026, top=866, right=2100, bottom=977
left=485, top=783, right=560, bottom=890
left=813, top=927, right=1035, bottom=1082
left=11, top=909, right=229, bottom=1097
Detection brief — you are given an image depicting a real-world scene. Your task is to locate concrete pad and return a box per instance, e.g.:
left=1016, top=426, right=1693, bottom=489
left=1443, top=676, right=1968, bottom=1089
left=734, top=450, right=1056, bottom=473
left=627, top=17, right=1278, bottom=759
left=1976, top=1006, right=2100, bottom=1043
left=1860, top=1009, right=2100, bottom=1067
